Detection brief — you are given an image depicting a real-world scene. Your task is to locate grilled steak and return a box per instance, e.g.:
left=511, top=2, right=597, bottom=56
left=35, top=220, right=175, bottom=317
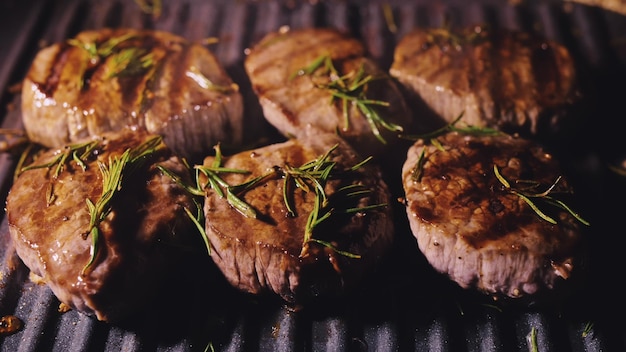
left=401, top=131, right=586, bottom=299
left=390, top=26, right=581, bottom=140
left=6, top=129, right=201, bottom=322
left=21, top=28, right=243, bottom=163
left=202, top=133, right=394, bottom=306
left=244, top=27, right=413, bottom=158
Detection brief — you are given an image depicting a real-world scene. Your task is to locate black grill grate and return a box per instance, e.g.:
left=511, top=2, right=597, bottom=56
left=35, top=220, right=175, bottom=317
left=1, top=0, right=625, bottom=351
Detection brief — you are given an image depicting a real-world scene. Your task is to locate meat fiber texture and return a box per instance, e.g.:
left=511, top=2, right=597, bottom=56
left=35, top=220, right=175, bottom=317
left=202, top=133, right=394, bottom=306
left=390, top=26, right=582, bottom=141
left=6, top=129, right=201, bottom=322
left=21, top=28, right=243, bottom=163
left=244, top=27, right=413, bottom=159
left=401, top=131, right=585, bottom=299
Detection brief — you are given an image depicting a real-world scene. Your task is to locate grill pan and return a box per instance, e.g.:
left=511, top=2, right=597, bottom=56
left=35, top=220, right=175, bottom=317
left=1, top=0, right=625, bottom=351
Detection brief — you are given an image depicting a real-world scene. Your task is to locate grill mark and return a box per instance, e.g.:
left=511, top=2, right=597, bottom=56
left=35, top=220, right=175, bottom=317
left=167, top=42, right=193, bottom=119
left=138, top=51, right=166, bottom=118
left=250, top=32, right=363, bottom=78
left=36, top=44, right=72, bottom=97
left=466, top=33, right=487, bottom=122
left=487, top=29, right=504, bottom=126
left=531, top=40, right=561, bottom=106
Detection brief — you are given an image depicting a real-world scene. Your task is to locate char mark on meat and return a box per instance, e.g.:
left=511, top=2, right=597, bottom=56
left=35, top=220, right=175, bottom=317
left=244, top=27, right=413, bottom=158
left=21, top=28, right=244, bottom=163
left=390, top=26, right=583, bottom=141
left=401, top=131, right=586, bottom=299
left=202, top=133, right=395, bottom=306
left=6, top=128, right=203, bottom=322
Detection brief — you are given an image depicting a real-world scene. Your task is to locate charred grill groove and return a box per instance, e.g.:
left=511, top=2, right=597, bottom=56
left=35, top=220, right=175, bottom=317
left=0, top=1, right=624, bottom=351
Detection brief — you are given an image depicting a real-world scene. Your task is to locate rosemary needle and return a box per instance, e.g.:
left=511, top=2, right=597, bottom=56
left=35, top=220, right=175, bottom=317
left=292, top=54, right=404, bottom=143
left=494, top=164, right=590, bottom=226
left=81, top=136, right=164, bottom=274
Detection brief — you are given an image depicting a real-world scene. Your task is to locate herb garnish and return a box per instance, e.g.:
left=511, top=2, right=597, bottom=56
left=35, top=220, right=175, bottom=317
left=19, top=140, right=99, bottom=178
left=68, top=33, right=136, bottom=61
left=229, top=144, right=384, bottom=258
left=403, top=112, right=501, bottom=141
left=82, top=136, right=163, bottom=274
left=425, top=25, right=487, bottom=51
left=527, top=327, right=539, bottom=352
left=186, top=66, right=239, bottom=93
left=105, top=47, right=154, bottom=78
left=19, top=140, right=100, bottom=205
left=291, top=54, right=404, bottom=143
left=407, top=112, right=500, bottom=182
left=493, top=164, right=590, bottom=226
left=134, top=0, right=162, bottom=18
left=158, top=144, right=251, bottom=255
left=160, top=143, right=385, bottom=258
left=582, top=321, right=594, bottom=338
left=186, top=144, right=383, bottom=258
left=68, top=33, right=155, bottom=78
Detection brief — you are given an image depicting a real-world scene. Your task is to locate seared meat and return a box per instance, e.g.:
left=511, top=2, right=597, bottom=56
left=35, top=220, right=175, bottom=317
left=21, top=28, right=243, bottom=163
left=401, top=131, right=586, bottom=298
left=244, top=27, right=413, bottom=158
left=6, top=129, right=201, bottom=322
left=390, top=26, right=581, bottom=139
left=202, top=133, right=394, bottom=305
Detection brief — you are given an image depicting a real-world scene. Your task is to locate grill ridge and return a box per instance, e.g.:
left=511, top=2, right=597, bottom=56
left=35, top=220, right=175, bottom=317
left=0, top=1, right=624, bottom=351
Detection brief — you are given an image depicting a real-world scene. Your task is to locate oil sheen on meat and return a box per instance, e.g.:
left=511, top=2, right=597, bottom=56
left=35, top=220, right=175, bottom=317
left=6, top=129, right=201, bottom=322
left=244, top=27, right=413, bottom=158
left=401, top=131, right=585, bottom=299
left=390, top=26, right=582, bottom=140
left=203, top=133, right=394, bottom=306
left=21, top=28, right=243, bottom=163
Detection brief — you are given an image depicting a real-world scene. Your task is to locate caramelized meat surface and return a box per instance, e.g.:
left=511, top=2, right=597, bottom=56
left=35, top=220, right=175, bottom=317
left=202, top=133, right=394, bottom=305
left=401, top=131, right=585, bottom=298
left=6, top=129, right=201, bottom=322
left=21, top=28, right=243, bottom=163
left=390, top=26, right=581, bottom=139
left=244, top=27, right=412, bottom=158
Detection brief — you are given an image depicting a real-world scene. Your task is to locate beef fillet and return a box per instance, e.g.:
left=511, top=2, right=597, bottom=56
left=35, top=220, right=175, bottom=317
left=202, top=133, right=394, bottom=306
left=21, top=28, right=243, bottom=163
left=401, top=131, right=586, bottom=299
left=244, top=27, right=412, bottom=158
left=390, top=26, right=581, bottom=139
left=6, top=129, right=201, bottom=322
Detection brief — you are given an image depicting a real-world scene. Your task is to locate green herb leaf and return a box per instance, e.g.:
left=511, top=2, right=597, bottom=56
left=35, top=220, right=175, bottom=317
left=494, top=164, right=590, bottom=226
left=293, top=54, right=404, bottom=143
left=81, top=136, right=163, bottom=274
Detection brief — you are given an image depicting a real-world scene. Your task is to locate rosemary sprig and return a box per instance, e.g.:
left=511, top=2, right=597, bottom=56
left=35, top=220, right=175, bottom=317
left=527, top=327, right=539, bottom=352
left=19, top=140, right=99, bottom=178
left=410, top=148, right=426, bottom=182
left=105, top=47, right=154, bottom=78
left=160, top=144, right=384, bottom=259
left=493, top=164, right=590, bottom=226
left=222, top=144, right=384, bottom=258
left=68, top=33, right=154, bottom=78
left=582, top=321, right=594, bottom=338
left=194, top=144, right=252, bottom=216
left=186, top=65, right=239, bottom=93
left=426, top=25, right=486, bottom=50
left=68, top=32, right=136, bottom=61
left=81, top=136, right=164, bottom=274
left=407, top=112, right=501, bottom=183
left=402, top=112, right=500, bottom=141
left=158, top=144, right=251, bottom=255
left=134, top=0, right=162, bottom=18
left=292, top=54, right=404, bottom=143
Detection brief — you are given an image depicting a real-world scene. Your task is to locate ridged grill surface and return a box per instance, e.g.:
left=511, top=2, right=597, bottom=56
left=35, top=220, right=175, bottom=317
left=0, top=1, right=625, bottom=351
